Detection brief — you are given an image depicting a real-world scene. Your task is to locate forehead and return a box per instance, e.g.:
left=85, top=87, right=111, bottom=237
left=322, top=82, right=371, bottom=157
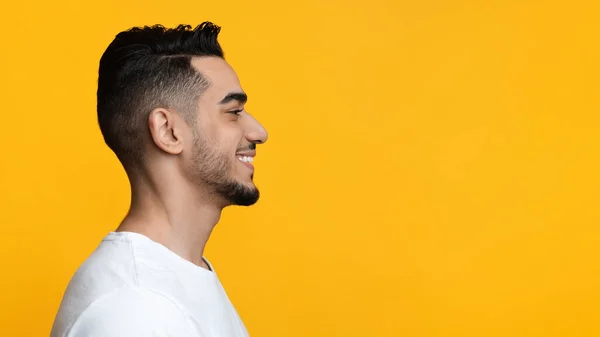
left=190, top=56, right=243, bottom=103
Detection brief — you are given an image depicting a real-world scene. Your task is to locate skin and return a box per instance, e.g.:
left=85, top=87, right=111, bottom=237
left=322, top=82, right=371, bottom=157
left=116, top=56, right=268, bottom=270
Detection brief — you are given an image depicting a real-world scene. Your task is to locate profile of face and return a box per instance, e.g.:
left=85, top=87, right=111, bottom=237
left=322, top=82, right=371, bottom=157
left=184, top=57, right=268, bottom=206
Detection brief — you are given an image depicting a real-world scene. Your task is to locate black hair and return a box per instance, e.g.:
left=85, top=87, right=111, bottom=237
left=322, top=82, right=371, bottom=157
left=97, top=22, right=224, bottom=169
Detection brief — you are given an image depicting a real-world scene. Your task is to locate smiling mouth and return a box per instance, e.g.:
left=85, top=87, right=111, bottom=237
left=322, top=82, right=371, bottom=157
left=236, top=155, right=255, bottom=171
left=237, top=155, right=254, bottom=163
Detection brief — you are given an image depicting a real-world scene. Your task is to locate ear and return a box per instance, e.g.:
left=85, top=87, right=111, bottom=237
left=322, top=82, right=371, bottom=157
left=148, top=108, right=184, bottom=155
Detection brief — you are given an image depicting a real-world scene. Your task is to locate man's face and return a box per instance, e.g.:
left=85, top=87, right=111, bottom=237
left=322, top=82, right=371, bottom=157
left=186, top=56, right=268, bottom=206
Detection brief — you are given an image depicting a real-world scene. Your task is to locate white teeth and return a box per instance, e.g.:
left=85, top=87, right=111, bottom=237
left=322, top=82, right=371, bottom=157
left=237, top=156, right=254, bottom=163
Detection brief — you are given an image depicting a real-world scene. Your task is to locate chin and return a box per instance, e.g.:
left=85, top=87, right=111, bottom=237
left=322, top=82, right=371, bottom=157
left=218, top=179, right=260, bottom=206
left=231, top=189, right=260, bottom=206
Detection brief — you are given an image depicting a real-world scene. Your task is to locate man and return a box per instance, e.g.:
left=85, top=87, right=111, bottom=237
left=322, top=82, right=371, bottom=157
left=51, top=22, right=268, bottom=337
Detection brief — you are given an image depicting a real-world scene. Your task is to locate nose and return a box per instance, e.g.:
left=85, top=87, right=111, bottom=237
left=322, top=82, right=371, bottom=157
left=244, top=113, right=268, bottom=145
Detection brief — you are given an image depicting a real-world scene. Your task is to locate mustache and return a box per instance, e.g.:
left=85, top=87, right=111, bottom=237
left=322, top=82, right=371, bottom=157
left=237, top=142, right=256, bottom=152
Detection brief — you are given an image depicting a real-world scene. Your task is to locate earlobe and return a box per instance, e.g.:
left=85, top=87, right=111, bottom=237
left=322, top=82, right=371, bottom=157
left=148, top=108, right=184, bottom=155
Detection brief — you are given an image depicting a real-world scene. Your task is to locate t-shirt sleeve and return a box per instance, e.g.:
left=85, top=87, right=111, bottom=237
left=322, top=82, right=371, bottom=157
left=65, top=286, right=199, bottom=337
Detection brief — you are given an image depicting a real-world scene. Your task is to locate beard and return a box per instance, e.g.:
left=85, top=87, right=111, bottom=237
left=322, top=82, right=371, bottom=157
left=190, top=130, right=260, bottom=206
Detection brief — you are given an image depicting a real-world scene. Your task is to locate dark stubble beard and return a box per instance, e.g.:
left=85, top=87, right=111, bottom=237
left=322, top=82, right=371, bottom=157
left=191, top=130, right=260, bottom=206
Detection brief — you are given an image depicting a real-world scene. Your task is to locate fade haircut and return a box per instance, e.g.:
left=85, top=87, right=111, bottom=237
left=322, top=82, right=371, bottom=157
left=97, top=22, right=224, bottom=169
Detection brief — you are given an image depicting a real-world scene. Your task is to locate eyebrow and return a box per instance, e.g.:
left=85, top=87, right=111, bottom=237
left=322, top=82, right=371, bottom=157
left=218, top=92, right=248, bottom=105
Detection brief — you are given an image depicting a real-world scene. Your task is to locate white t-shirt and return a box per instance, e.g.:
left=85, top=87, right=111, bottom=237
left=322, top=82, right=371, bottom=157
left=51, top=231, right=250, bottom=337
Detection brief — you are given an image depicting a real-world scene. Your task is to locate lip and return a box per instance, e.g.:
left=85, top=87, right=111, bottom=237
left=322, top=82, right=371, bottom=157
left=235, top=151, right=256, bottom=157
left=236, top=151, right=255, bottom=170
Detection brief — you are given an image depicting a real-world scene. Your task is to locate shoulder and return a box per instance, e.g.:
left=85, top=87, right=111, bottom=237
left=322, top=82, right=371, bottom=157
left=64, top=286, right=195, bottom=337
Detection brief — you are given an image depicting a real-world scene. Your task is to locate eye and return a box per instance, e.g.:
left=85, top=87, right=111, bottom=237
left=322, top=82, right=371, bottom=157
left=228, top=109, right=243, bottom=115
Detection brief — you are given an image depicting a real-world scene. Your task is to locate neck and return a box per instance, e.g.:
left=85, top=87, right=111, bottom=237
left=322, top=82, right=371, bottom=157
left=116, top=167, right=223, bottom=270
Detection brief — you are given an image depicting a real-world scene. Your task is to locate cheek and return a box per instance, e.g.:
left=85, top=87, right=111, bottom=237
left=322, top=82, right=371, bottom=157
left=218, top=124, right=244, bottom=149
left=196, top=119, right=244, bottom=163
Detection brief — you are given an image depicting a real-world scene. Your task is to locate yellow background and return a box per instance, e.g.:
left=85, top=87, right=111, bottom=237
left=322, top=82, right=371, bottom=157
left=1, top=1, right=599, bottom=336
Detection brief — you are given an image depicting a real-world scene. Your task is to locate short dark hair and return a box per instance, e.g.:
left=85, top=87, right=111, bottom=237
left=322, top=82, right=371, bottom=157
left=97, top=22, right=224, bottom=169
